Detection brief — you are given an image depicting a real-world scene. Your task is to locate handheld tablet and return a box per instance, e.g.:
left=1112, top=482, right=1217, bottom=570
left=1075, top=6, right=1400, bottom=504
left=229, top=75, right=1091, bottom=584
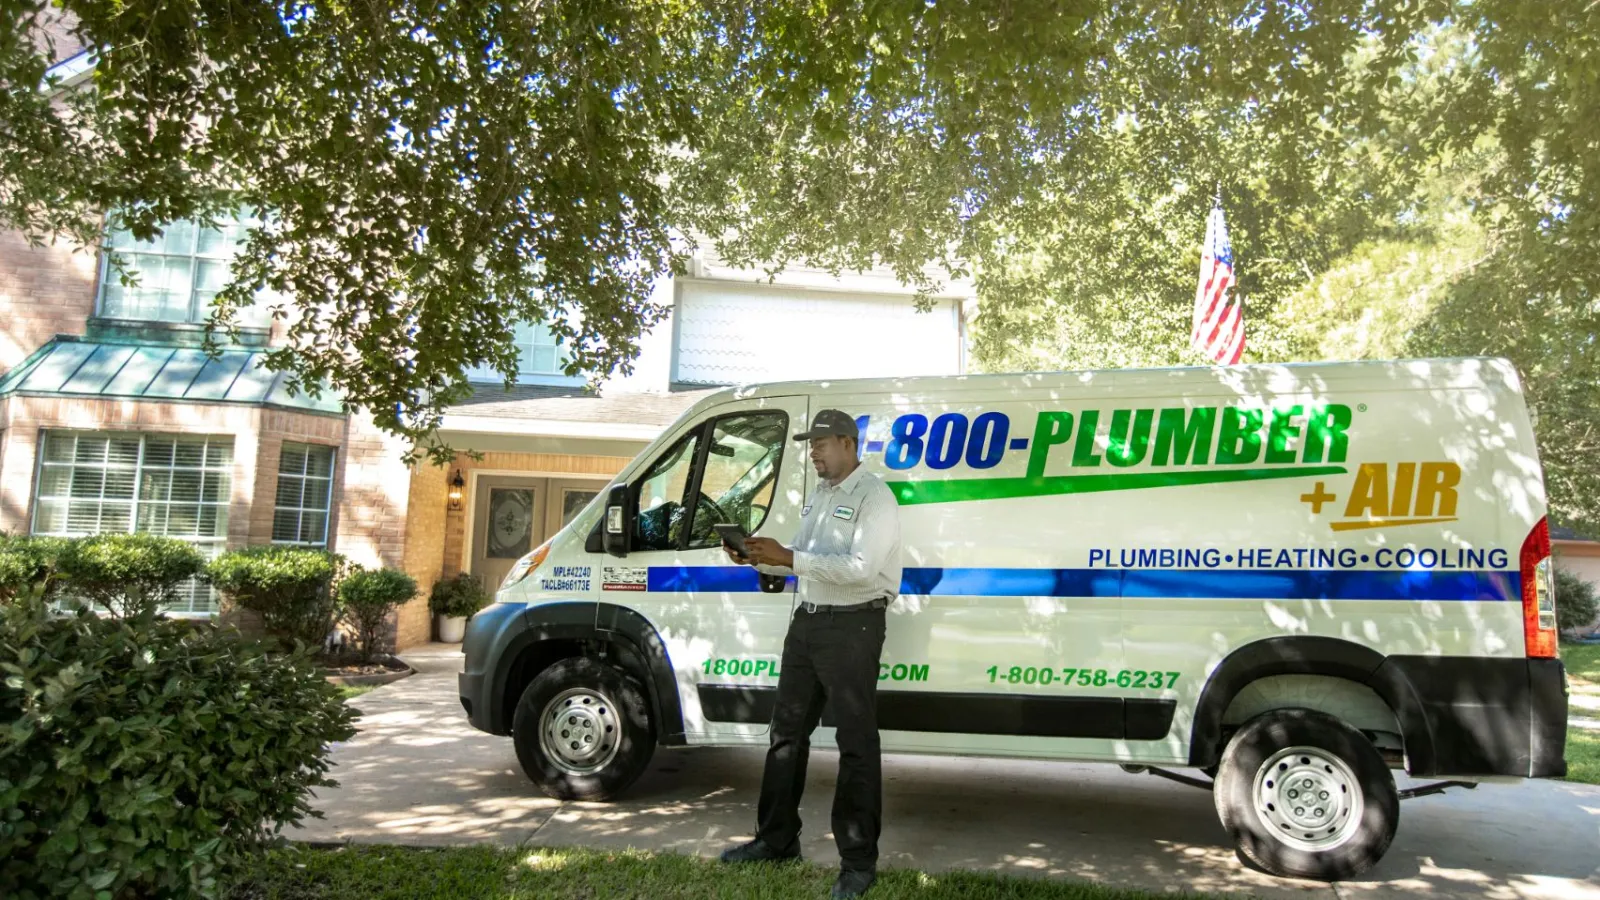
left=713, top=523, right=750, bottom=556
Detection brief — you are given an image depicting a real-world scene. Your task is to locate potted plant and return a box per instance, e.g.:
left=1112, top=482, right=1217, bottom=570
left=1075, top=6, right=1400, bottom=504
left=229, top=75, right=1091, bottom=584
left=430, top=572, right=490, bottom=642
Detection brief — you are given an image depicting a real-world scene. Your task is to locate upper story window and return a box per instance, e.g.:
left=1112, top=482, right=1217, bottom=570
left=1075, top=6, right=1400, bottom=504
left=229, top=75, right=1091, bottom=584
left=467, top=320, right=574, bottom=384
left=99, top=213, right=270, bottom=328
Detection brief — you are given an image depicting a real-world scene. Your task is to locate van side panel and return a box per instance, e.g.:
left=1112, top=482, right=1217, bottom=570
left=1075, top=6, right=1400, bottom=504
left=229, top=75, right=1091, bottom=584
left=466, top=359, right=1562, bottom=779
left=825, top=360, right=1540, bottom=767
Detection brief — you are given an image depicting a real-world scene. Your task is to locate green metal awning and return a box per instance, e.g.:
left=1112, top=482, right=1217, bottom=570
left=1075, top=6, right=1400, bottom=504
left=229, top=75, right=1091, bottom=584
left=0, top=337, right=343, bottom=415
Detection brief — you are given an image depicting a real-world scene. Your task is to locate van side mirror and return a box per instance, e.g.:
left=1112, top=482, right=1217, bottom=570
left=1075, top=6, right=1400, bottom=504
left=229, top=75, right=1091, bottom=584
left=602, top=484, right=632, bottom=558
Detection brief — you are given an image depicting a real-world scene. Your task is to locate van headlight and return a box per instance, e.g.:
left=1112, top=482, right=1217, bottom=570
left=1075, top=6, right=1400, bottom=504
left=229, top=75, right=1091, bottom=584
left=501, top=539, right=552, bottom=591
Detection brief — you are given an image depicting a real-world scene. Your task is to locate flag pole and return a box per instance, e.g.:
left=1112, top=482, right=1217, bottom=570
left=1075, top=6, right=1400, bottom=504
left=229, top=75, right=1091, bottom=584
left=1223, top=183, right=1243, bottom=362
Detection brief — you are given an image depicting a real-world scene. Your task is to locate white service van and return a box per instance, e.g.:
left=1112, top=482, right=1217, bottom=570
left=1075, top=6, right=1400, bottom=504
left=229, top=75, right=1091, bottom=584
left=459, top=357, right=1569, bottom=880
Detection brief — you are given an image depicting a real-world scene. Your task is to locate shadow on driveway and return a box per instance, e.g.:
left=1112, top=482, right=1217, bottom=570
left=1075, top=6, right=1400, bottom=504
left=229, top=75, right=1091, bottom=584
left=292, top=645, right=1600, bottom=900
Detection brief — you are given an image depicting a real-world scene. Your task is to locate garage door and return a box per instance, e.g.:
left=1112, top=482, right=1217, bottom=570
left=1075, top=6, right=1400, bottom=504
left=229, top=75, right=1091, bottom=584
left=674, top=282, right=963, bottom=385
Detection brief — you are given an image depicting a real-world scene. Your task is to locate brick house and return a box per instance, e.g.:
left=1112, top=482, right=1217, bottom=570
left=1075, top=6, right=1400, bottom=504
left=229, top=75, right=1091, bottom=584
left=1, top=41, right=974, bottom=648
left=1553, top=526, right=1600, bottom=634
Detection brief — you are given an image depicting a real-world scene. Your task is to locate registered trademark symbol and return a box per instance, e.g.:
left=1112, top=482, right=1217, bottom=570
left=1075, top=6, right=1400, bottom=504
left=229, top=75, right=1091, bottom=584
left=1357, top=403, right=1368, bottom=412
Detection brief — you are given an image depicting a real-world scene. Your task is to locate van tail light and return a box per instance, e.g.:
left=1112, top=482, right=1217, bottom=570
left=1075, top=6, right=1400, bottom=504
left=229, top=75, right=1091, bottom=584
left=1520, top=516, right=1559, bottom=658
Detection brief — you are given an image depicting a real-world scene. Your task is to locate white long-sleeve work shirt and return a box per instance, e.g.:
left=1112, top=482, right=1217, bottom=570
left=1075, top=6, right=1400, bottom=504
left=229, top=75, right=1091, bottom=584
left=757, top=464, right=903, bottom=606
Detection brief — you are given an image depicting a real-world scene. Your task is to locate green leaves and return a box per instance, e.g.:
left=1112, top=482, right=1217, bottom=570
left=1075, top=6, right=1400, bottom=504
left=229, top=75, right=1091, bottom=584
left=335, top=567, right=418, bottom=662
left=0, top=1, right=1595, bottom=495
left=0, top=603, right=357, bottom=899
left=53, top=534, right=208, bottom=619
left=427, top=571, right=491, bottom=619
left=206, top=547, right=344, bottom=648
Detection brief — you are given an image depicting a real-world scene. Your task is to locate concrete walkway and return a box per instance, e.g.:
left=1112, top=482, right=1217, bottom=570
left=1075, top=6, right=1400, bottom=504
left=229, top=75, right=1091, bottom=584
left=293, top=644, right=1600, bottom=900
left=1570, top=691, right=1600, bottom=731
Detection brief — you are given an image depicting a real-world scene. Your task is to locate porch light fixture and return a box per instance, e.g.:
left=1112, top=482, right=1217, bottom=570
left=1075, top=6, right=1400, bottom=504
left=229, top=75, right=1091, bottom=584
left=448, top=470, right=465, bottom=511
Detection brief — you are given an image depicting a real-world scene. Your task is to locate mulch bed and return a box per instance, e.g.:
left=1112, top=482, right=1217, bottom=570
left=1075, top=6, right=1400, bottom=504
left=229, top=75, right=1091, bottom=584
left=319, top=654, right=414, bottom=686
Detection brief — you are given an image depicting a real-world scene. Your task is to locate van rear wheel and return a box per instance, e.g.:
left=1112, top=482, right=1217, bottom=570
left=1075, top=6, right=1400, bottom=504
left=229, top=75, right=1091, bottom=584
left=1214, top=709, right=1398, bottom=881
left=512, top=657, right=654, bottom=801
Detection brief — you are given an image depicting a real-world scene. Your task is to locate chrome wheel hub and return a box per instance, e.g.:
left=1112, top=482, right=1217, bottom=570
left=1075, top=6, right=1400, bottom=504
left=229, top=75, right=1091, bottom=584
left=1252, top=746, right=1364, bottom=852
left=539, top=688, right=622, bottom=776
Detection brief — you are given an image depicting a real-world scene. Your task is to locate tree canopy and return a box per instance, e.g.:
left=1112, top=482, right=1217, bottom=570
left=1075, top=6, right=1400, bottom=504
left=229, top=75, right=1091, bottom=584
left=1, top=1, right=1596, bottom=526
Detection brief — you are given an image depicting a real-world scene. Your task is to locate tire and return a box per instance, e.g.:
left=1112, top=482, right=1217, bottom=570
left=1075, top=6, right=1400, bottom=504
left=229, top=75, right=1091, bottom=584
left=512, top=656, right=655, bottom=801
left=1214, top=708, right=1399, bottom=881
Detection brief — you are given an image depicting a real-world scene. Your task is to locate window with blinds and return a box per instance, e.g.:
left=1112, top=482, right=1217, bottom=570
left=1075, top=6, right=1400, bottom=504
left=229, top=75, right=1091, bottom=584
left=273, top=443, right=336, bottom=546
left=32, top=431, right=233, bottom=614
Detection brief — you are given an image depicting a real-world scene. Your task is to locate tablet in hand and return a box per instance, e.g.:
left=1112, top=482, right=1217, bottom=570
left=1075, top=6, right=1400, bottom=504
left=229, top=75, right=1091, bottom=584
left=713, top=523, right=750, bottom=556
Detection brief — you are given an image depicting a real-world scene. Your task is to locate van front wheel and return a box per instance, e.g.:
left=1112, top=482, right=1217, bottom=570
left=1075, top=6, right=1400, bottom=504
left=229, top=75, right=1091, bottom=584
left=1214, top=709, right=1398, bottom=881
left=512, top=657, right=654, bottom=801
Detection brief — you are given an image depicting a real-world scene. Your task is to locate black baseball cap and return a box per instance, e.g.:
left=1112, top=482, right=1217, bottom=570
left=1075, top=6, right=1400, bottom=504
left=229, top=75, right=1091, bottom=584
left=793, top=408, right=858, bottom=442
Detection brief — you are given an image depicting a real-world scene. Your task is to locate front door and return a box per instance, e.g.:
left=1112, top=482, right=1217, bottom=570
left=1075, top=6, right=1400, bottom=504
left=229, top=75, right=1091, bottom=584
left=472, top=476, right=545, bottom=592
left=601, top=395, right=810, bottom=739
left=545, top=478, right=605, bottom=539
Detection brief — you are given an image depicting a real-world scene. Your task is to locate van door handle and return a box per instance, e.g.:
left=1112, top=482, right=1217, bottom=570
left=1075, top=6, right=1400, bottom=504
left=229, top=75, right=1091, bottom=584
left=758, top=573, right=788, bottom=594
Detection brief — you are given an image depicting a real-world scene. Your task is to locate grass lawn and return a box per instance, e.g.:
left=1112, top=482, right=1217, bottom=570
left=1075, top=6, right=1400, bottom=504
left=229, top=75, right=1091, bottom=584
left=1566, top=726, right=1599, bottom=786
left=1562, top=640, right=1600, bottom=786
left=228, top=844, right=1205, bottom=900
left=1562, top=640, right=1600, bottom=686
left=339, top=684, right=378, bottom=702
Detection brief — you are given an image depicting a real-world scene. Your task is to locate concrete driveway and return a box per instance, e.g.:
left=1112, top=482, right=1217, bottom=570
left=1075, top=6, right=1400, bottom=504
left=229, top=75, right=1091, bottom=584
left=292, top=644, right=1600, bottom=900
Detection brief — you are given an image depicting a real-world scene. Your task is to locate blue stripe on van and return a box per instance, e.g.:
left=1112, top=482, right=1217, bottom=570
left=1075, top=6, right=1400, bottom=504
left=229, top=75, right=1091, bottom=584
left=647, top=566, right=797, bottom=593
left=647, top=565, right=1519, bottom=602
left=902, top=567, right=1520, bottom=602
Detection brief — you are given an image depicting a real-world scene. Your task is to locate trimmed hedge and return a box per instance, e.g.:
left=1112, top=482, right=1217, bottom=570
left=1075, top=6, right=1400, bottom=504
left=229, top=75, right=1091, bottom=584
left=1556, top=566, right=1599, bottom=634
left=0, top=603, right=357, bottom=899
left=428, top=572, right=491, bottom=619
left=0, top=535, right=70, bottom=606
left=55, top=534, right=207, bottom=618
left=337, top=567, right=417, bottom=662
left=207, top=547, right=344, bottom=647
left=0, top=534, right=204, bottom=617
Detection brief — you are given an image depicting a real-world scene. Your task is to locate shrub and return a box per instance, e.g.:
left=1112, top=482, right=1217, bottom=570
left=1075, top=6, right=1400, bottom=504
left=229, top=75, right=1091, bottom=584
left=51, top=533, right=207, bottom=618
left=207, top=547, right=344, bottom=648
left=0, top=602, right=357, bottom=900
left=1556, top=566, right=1599, bottom=634
left=429, top=572, right=491, bottom=619
left=337, top=567, right=417, bottom=662
left=0, top=535, right=70, bottom=607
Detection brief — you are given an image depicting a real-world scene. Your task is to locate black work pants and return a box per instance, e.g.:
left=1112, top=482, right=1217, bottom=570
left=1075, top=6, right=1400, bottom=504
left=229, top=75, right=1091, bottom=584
left=755, top=605, right=886, bottom=871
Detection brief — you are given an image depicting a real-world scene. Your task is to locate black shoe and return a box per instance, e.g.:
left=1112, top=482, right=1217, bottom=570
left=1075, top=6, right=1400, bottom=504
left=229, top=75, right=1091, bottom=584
left=832, top=868, right=876, bottom=899
left=719, top=838, right=801, bottom=864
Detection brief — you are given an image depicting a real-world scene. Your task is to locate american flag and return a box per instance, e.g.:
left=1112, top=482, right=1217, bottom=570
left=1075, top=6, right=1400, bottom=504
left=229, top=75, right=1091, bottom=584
left=1191, top=202, right=1245, bottom=365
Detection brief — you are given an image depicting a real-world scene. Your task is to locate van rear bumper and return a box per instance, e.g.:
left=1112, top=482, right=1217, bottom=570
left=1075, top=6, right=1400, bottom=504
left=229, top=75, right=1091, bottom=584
left=1379, top=656, right=1568, bottom=778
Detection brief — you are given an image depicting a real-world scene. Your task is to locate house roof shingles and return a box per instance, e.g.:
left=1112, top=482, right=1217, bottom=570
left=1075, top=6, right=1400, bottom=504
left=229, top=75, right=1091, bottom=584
left=1551, top=524, right=1599, bottom=544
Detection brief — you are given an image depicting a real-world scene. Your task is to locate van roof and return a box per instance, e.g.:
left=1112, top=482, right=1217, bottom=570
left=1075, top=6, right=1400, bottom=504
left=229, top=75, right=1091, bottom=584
left=679, top=357, right=1523, bottom=416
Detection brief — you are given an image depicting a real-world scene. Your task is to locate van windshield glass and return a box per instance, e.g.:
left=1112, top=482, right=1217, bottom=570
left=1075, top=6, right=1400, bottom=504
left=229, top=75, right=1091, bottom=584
left=687, top=412, right=788, bottom=548
left=633, top=431, right=701, bottom=551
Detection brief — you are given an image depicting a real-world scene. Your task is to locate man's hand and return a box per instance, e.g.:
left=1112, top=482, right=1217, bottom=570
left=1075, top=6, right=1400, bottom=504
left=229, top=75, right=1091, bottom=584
left=741, top=537, right=794, bottom=569
left=722, top=543, right=752, bottom=566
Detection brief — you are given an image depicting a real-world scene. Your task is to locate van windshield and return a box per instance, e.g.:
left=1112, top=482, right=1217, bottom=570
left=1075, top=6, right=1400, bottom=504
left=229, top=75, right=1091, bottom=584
left=632, top=410, right=788, bottom=551
left=688, top=412, right=787, bottom=546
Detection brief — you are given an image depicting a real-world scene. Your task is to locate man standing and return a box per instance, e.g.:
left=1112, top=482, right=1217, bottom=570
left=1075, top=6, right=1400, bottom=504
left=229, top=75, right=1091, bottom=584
left=720, top=408, right=904, bottom=900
